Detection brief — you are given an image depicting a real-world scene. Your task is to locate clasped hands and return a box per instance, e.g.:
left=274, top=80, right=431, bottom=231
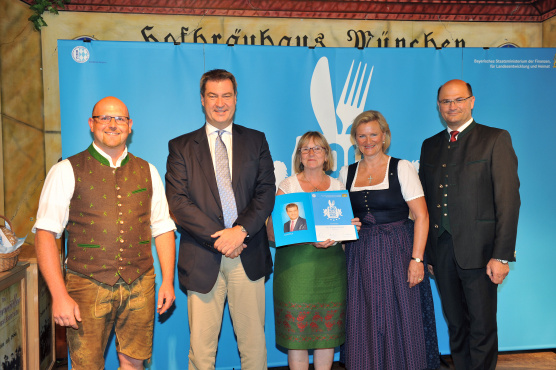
left=212, top=225, right=247, bottom=258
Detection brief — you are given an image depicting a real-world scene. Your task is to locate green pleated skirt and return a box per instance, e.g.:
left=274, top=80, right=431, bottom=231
left=273, top=242, right=347, bottom=349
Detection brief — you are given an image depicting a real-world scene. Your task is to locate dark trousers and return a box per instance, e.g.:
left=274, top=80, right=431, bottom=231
left=434, top=232, right=498, bottom=370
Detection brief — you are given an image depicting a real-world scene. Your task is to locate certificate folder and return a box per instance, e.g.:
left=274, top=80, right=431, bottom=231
left=272, top=190, right=358, bottom=247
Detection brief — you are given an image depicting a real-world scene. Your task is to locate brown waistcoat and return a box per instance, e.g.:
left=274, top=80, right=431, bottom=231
left=66, top=145, right=153, bottom=285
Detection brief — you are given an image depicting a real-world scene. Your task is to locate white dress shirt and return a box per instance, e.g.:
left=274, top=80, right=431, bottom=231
left=205, top=122, right=233, bottom=177
left=289, top=218, right=297, bottom=231
left=447, top=117, right=473, bottom=141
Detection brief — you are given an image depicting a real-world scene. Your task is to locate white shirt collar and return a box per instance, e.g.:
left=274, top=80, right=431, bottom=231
left=447, top=117, right=473, bottom=140
left=92, top=142, right=128, bottom=168
left=205, top=122, right=233, bottom=136
left=447, top=117, right=473, bottom=135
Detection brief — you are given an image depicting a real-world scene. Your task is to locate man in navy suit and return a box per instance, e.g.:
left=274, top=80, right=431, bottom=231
left=419, top=79, right=520, bottom=370
left=166, top=69, right=275, bottom=369
left=283, top=203, right=308, bottom=232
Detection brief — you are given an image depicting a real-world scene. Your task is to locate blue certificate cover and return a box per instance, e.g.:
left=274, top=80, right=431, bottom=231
left=272, top=190, right=358, bottom=247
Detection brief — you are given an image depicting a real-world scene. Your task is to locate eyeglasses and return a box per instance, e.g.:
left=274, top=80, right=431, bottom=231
left=299, top=146, right=324, bottom=154
left=92, top=115, right=130, bottom=124
left=438, top=96, right=473, bottom=106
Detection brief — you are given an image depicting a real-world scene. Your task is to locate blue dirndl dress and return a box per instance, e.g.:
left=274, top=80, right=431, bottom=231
left=344, top=158, right=439, bottom=370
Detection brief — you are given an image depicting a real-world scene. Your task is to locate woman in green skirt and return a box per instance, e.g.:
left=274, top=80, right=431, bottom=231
left=268, top=131, right=360, bottom=370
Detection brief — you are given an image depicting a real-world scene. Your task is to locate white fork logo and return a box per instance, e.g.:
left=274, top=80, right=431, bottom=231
left=336, top=61, right=374, bottom=135
left=305, top=57, right=374, bottom=172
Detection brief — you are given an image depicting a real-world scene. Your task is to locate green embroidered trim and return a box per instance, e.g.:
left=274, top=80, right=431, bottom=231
left=77, top=244, right=100, bottom=248
left=132, top=188, right=147, bottom=194
left=121, top=154, right=130, bottom=166
left=87, top=144, right=111, bottom=166
left=87, top=144, right=130, bottom=167
left=138, top=240, right=151, bottom=245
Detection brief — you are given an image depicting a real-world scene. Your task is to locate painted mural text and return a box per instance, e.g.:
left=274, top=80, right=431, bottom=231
left=141, top=26, right=466, bottom=48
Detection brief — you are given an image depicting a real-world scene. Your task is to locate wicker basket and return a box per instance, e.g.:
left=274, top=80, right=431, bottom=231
left=0, top=215, right=19, bottom=272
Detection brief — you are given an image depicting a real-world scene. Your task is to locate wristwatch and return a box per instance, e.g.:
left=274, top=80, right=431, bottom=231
left=238, top=225, right=248, bottom=235
left=233, top=223, right=250, bottom=242
left=411, top=257, right=423, bottom=263
left=495, top=258, right=508, bottom=264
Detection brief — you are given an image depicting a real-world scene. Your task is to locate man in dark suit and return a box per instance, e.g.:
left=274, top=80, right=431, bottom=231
left=419, top=79, right=520, bottom=370
left=166, top=69, right=275, bottom=369
left=283, top=203, right=308, bottom=232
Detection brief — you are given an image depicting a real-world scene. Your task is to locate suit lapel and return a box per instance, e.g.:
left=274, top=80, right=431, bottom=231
left=231, top=124, right=246, bottom=192
left=193, top=127, right=222, bottom=209
left=427, top=134, right=445, bottom=187
left=457, top=120, right=477, bottom=142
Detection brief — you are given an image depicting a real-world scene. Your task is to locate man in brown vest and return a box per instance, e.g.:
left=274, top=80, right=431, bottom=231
left=33, top=96, right=176, bottom=369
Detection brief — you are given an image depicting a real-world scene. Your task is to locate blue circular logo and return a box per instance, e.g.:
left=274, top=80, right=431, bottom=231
left=71, top=46, right=90, bottom=63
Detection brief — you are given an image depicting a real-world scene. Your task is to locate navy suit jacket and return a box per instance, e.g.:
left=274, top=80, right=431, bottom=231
left=166, top=124, right=275, bottom=293
left=419, top=121, right=520, bottom=269
left=284, top=217, right=308, bottom=233
left=284, top=217, right=307, bottom=233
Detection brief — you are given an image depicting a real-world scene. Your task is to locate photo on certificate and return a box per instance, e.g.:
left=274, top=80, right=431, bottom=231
left=283, top=202, right=308, bottom=233
left=272, top=190, right=358, bottom=247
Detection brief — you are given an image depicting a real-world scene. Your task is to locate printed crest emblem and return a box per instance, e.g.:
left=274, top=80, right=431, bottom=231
left=323, top=200, right=342, bottom=220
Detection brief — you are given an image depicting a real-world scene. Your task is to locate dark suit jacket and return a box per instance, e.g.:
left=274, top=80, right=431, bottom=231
left=419, top=121, right=520, bottom=269
left=166, top=124, right=275, bottom=293
left=283, top=217, right=308, bottom=233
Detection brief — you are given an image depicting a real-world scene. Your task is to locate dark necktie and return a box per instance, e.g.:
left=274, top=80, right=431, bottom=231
left=215, top=130, right=237, bottom=228
left=450, top=130, right=459, bottom=142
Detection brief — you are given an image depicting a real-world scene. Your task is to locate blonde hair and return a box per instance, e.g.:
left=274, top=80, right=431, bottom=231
left=350, top=110, right=391, bottom=153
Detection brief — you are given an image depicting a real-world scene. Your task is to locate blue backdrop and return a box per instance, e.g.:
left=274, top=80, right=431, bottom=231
left=58, top=41, right=556, bottom=369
